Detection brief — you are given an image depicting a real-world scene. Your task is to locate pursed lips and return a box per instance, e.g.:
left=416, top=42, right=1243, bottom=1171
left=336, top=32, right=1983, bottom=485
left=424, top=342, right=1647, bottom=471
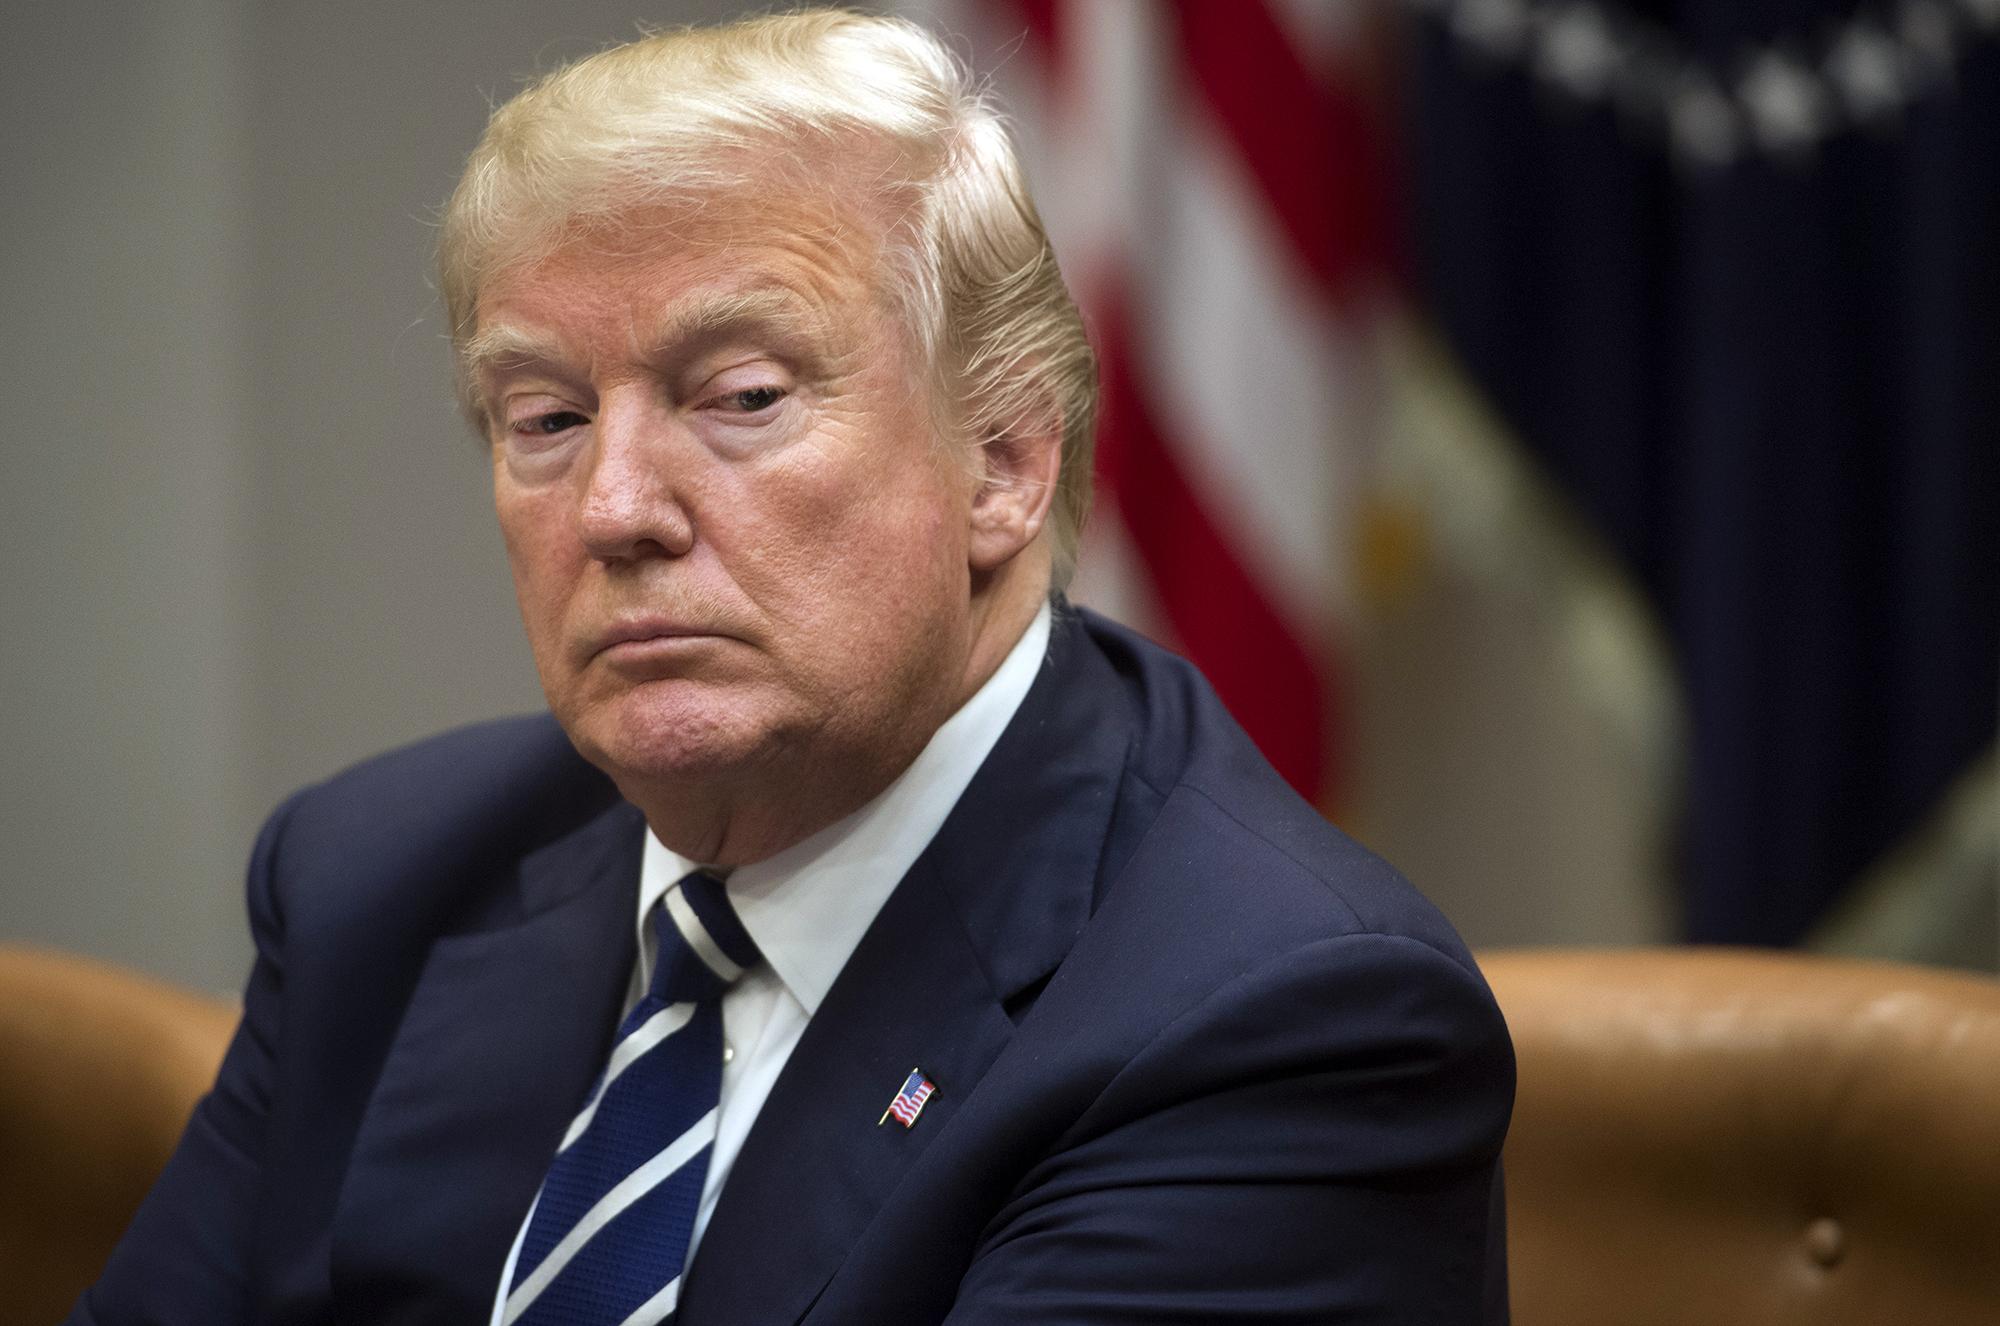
left=586, top=619, right=733, bottom=663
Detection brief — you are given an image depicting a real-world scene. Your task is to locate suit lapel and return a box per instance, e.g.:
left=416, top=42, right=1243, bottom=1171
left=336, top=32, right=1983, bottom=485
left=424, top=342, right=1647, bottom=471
left=329, top=800, right=644, bottom=1319
left=680, top=849, right=1017, bottom=1326
left=680, top=610, right=1135, bottom=1326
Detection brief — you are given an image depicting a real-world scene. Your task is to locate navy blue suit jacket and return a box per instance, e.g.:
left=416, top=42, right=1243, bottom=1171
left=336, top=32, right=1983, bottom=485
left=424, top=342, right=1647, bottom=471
left=73, top=608, right=1513, bottom=1324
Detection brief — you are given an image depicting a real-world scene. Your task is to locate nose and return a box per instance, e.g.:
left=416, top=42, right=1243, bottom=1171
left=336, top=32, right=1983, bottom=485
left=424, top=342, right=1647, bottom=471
left=575, top=399, right=695, bottom=562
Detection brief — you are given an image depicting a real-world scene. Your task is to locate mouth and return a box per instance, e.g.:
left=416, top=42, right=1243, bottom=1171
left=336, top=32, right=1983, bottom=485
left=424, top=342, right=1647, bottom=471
left=587, top=620, right=734, bottom=666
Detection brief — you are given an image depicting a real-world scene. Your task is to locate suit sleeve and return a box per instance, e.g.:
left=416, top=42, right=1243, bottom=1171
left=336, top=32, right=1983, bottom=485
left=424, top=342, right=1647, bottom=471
left=65, top=797, right=302, bottom=1326
left=943, top=932, right=1515, bottom=1325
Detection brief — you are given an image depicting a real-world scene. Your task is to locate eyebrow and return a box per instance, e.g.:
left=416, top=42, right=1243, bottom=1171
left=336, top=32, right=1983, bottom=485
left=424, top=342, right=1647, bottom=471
left=458, top=324, right=566, bottom=387
left=645, top=286, right=829, bottom=354
left=460, top=285, right=830, bottom=390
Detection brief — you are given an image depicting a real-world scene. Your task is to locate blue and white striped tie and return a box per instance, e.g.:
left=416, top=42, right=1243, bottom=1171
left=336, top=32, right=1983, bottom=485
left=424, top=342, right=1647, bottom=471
left=503, top=871, right=760, bottom=1326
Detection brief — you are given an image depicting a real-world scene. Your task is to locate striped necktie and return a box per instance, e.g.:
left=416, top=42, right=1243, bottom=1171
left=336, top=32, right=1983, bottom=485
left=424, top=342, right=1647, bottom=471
left=503, top=871, right=760, bottom=1326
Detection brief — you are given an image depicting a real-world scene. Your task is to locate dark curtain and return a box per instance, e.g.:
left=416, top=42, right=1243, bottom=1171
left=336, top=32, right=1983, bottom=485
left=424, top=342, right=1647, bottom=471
left=1406, top=3, right=1999, bottom=944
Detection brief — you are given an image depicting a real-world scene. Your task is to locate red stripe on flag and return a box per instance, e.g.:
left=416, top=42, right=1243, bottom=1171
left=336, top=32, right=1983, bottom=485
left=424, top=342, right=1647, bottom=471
left=1094, top=297, right=1331, bottom=801
left=1013, top=0, right=1061, bottom=61
left=1171, top=0, right=1392, bottom=303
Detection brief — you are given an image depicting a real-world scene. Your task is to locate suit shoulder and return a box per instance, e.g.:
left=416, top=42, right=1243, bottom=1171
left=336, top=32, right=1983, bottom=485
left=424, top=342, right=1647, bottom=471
left=1180, top=781, right=1474, bottom=967
left=255, top=715, right=622, bottom=929
left=281, top=714, right=608, bottom=833
left=1076, top=610, right=1478, bottom=978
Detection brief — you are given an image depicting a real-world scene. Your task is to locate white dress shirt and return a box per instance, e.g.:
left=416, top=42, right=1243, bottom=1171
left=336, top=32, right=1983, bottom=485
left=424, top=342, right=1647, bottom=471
left=491, top=603, right=1050, bottom=1320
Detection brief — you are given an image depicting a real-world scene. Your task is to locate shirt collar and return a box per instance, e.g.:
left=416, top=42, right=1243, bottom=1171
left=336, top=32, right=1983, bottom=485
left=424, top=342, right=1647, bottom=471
left=636, top=600, right=1052, bottom=1015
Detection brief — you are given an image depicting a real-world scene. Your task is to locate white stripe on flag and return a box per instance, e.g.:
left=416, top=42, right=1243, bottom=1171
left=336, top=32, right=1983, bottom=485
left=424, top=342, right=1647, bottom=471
left=1127, top=108, right=1356, bottom=623
left=558, top=1002, right=697, bottom=1152
left=501, top=1107, right=719, bottom=1325
left=667, top=885, right=744, bottom=983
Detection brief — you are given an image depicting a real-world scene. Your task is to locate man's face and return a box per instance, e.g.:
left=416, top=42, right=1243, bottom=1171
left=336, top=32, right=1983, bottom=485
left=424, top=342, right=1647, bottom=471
left=473, top=202, right=978, bottom=813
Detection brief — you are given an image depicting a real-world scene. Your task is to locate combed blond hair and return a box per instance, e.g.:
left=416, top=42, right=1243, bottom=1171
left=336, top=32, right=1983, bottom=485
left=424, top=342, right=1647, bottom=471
left=439, top=8, right=1096, bottom=587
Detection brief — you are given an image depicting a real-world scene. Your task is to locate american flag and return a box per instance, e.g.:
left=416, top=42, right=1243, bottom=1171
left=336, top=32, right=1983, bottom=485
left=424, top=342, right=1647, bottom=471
left=881, top=1068, right=936, bottom=1129
left=905, top=0, right=1394, bottom=813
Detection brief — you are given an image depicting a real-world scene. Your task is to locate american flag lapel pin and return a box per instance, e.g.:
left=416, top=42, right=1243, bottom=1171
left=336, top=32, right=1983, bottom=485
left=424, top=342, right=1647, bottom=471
left=878, top=1067, right=936, bottom=1128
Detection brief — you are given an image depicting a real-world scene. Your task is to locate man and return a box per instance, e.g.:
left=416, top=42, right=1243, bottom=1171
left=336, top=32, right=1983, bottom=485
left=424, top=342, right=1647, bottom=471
left=73, top=11, right=1512, bottom=1325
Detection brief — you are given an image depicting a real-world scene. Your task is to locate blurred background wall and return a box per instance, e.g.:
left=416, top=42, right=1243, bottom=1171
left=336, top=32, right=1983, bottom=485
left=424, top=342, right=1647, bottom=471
left=0, top=0, right=749, bottom=989
left=3, top=0, right=1993, bottom=993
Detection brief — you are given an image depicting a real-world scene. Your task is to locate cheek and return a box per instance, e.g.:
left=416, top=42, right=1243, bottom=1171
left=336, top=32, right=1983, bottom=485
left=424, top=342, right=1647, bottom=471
left=495, top=492, right=576, bottom=626
left=798, top=472, right=958, bottom=598
left=872, top=462, right=969, bottom=570
left=829, top=479, right=971, bottom=649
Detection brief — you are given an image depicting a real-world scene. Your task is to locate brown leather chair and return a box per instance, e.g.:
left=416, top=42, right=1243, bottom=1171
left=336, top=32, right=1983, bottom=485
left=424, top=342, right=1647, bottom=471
left=1482, top=948, right=2000, bottom=1326
left=11, top=944, right=1999, bottom=1323
left=0, top=946, right=238, bottom=1326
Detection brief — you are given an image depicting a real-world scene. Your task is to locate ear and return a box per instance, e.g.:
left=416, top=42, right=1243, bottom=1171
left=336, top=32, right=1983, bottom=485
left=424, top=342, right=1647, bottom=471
left=966, top=403, right=1062, bottom=574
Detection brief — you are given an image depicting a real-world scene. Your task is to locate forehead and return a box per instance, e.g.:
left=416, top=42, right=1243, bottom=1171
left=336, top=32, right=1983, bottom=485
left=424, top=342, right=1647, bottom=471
left=478, top=165, right=907, bottom=322
left=482, top=213, right=869, bottom=338
left=467, top=279, right=837, bottom=384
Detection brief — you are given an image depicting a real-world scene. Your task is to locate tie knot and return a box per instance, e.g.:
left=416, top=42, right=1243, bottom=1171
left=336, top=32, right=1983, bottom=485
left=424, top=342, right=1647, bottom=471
left=649, top=871, right=762, bottom=1004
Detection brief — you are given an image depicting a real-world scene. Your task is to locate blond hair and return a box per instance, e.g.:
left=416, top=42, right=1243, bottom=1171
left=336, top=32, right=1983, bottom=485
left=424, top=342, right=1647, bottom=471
left=439, top=9, right=1096, bottom=587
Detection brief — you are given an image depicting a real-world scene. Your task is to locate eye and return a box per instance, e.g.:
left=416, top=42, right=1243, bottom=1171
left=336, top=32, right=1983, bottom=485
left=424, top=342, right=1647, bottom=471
left=515, top=410, right=589, bottom=436
left=720, top=385, right=785, bottom=413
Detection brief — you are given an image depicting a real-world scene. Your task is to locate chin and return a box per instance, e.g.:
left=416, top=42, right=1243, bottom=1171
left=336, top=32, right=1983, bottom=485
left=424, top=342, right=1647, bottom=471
left=565, top=683, right=787, bottom=789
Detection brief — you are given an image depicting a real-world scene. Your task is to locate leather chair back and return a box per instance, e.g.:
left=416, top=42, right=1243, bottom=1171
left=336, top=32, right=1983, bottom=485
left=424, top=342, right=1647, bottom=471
left=1482, top=948, right=2000, bottom=1326
left=0, top=946, right=237, bottom=1325
left=11, top=943, right=1999, bottom=1323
